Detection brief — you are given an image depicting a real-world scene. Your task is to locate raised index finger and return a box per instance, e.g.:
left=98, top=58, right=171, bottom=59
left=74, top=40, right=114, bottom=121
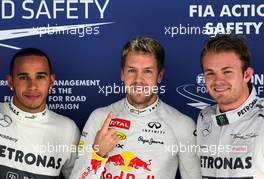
left=101, top=112, right=113, bottom=132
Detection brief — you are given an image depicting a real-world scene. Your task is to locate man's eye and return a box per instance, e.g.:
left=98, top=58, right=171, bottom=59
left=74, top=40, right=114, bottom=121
left=145, top=70, right=153, bottom=74
left=205, top=72, right=213, bottom=77
left=128, top=69, right=136, bottom=73
left=224, top=71, right=232, bottom=74
left=18, top=76, right=27, bottom=80
left=37, top=75, right=46, bottom=79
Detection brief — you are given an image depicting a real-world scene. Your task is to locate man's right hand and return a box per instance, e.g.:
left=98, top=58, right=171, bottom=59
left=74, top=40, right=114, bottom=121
left=93, top=112, right=120, bottom=157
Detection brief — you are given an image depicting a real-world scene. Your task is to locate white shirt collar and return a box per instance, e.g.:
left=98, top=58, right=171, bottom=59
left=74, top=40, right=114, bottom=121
left=9, top=97, right=48, bottom=121
left=125, top=97, right=160, bottom=116
left=213, top=87, right=258, bottom=126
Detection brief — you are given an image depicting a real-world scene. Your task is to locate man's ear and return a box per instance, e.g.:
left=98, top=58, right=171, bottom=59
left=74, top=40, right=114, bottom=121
left=121, top=70, right=124, bottom=82
left=244, top=67, right=254, bottom=83
left=157, top=69, right=165, bottom=83
left=6, top=74, right=14, bottom=91
left=49, top=73, right=56, bottom=88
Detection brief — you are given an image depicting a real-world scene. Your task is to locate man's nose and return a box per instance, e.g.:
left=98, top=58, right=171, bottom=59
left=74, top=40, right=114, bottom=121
left=134, top=71, right=144, bottom=83
left=28, top=79, right=38, bottom=90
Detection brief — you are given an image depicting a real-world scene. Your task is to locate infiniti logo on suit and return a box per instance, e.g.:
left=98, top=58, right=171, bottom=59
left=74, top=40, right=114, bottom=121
left=148, top=122, right=161, bottom=129
left=141, top=122, right=165, bottom=135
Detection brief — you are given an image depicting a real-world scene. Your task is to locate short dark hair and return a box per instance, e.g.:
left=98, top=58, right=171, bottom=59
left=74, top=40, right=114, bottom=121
left=10, top=48, right=52, bottom=74
left=121, top=36, right=165, bottom=72
left=200, top=35, right=251, bottom=72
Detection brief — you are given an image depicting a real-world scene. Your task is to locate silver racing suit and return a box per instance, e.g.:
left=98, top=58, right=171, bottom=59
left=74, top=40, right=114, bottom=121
left=0, top=100, right=80, bottom=179
left=70, top=97, right=201, bottom=179
left=197, top=87, right=264, bottom=179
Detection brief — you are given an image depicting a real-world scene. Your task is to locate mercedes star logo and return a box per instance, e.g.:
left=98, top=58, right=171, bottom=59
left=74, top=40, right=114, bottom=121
left=0, top=114, right=12, bottom=127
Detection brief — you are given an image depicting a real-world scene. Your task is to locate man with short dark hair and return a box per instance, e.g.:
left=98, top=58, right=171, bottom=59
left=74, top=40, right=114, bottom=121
left=71, top=37, right=201, bottom=179
left=197, top=35, right=264, bottom=178
left=0, top=48, right=80, bottom=178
